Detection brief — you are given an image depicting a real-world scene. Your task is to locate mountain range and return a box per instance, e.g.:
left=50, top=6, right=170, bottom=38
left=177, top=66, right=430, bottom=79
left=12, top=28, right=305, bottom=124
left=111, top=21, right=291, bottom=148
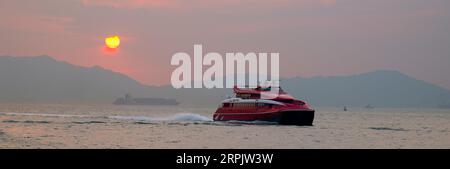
left=1, top=55, right=449, bottom=108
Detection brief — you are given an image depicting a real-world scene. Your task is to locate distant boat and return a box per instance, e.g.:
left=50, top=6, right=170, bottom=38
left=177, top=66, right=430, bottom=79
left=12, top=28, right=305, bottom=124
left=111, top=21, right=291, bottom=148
left=365, top=104, right=374, bottom=109
left=437, top=104, right=450, bottom=109
left=113, top=94, right=179, bottom=106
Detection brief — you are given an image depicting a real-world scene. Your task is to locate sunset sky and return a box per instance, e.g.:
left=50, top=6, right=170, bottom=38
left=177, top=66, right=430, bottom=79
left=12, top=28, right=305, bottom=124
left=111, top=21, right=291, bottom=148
left=1, top=0, right=449, bottom=89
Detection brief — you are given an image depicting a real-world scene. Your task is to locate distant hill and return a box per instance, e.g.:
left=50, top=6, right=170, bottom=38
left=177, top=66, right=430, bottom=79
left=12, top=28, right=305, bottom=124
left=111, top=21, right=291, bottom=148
left=0, top=55, right=158, bottom=103
left=0, top=55, right=227, bottom=105
left=1, top=56, right=449, bottom=107
left=283, top=70, right=450, bottom=107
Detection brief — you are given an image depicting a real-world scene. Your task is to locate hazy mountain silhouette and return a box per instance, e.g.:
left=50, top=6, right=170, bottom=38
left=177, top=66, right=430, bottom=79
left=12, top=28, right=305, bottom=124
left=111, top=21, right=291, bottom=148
left=1, top=56, right=449, bottom=107
left=0, top=55, right=159, bottom=103
left=283, top=70, right=450, bottom=107
left=0, top=55, right=227, bottom=105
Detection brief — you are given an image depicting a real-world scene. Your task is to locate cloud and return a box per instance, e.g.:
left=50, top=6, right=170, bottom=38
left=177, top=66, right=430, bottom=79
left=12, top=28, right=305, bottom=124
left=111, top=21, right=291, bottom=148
left=0, top=15, right=74, bottom=34
left=81, top=0, right=336, bottom=10
left=82, top=0, right=177, bottom=9
left=319, top=0, right=337, bottom=6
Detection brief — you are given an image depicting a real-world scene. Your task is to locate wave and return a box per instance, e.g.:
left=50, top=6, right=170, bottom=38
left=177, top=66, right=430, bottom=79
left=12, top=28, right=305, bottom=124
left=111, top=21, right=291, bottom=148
left=0, top=112, right=211, bottom=122
left=109, top=113, right=212, bottom=122
left=0, top=112, right=100, bottom=118
left=226, top=120, right=278, bottom=125
left=1, top=112, right=278, bottom=126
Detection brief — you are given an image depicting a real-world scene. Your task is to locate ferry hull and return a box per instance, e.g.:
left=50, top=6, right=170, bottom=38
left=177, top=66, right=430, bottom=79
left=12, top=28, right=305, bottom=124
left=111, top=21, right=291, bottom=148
left=214, top=109, right=314, bottom=126
left=278, top=109, right=315, bottom=126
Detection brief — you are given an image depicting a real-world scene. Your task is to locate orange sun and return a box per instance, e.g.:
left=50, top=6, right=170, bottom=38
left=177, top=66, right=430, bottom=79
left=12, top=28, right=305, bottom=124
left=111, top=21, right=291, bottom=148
left=105, top=36, right=120, bottom=49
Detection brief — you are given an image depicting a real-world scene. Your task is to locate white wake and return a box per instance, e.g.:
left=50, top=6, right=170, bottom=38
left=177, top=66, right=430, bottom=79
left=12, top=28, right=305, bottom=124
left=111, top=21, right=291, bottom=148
left=109, top=113, right=212, bottom=122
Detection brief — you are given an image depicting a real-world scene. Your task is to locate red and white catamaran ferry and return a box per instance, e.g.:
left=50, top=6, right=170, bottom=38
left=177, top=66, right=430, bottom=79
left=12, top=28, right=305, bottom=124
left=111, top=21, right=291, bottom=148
left=213, top=85, right=315, bottom=125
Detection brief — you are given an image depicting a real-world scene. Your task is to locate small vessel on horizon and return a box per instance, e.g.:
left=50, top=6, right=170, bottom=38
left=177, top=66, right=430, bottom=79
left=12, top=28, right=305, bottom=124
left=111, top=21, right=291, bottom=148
left=113, top=94, right=179, bottom=106
left=365, top=104, right=374, bottom=109
left=213, top=85, right=315, bottom=125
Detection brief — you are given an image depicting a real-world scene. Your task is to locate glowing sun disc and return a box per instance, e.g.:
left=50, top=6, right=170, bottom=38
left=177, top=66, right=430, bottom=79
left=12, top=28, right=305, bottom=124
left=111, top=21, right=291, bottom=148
left=105, top=36, right=120, bottom=49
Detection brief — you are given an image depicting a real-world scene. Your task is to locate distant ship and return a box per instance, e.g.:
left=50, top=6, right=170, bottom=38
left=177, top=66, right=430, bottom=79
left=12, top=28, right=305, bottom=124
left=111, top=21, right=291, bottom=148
left=113, top=94, right=179, bottom=106
left=365, top=104, right=374, bottom=109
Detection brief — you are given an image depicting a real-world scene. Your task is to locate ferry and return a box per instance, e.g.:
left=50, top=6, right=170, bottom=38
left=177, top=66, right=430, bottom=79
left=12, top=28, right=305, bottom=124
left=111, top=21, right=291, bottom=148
left=213, top=86, right=315, bottom=125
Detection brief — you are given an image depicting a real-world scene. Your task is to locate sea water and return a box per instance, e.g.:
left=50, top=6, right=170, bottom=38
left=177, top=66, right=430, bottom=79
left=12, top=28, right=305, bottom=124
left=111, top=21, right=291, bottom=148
left=0, top=104, right=449, bottom=148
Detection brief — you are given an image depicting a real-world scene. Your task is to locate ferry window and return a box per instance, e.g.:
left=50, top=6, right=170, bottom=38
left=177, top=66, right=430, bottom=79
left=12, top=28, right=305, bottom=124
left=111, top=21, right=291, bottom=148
left=223, top=103, right=230, bottom=107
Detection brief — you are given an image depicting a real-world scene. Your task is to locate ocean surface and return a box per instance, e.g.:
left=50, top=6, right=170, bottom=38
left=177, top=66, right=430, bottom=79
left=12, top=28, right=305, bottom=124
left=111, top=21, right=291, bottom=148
left=0, top=104, right=449, bottom=148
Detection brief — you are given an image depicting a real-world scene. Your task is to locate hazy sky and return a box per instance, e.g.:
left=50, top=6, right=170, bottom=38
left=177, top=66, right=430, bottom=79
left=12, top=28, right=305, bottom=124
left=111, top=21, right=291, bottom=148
left=1, top=0, right=449, bottom=89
